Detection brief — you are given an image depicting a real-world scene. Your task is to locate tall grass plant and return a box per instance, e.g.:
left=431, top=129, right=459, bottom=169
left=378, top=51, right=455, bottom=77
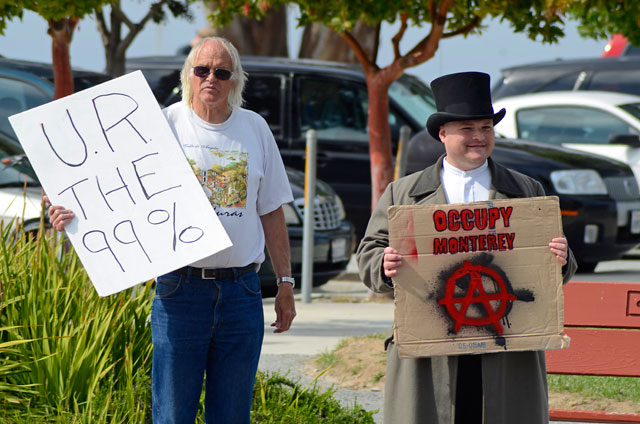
left=0, top=223, right=153, bottom=421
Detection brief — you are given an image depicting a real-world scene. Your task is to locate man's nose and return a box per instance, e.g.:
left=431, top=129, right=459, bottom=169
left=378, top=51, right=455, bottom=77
left=472, top=129, right=485, bottom=140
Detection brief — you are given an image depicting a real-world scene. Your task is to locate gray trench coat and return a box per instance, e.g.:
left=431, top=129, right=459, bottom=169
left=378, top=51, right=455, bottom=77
left=356, top=156, right=577, bottom=424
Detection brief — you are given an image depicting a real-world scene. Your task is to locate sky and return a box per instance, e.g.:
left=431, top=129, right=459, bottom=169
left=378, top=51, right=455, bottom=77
left=0, top=3, right=605, bottom=87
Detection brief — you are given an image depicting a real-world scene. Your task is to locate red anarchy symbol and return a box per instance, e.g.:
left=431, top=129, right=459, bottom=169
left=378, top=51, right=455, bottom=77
left=438, top=260, right=517, bottom=334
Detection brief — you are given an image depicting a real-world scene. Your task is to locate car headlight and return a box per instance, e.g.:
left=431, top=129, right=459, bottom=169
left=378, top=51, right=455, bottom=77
left=334, top=194, right=346, bottom=221
left=282, top=202, right=301, bottom=225
left=550, top=170, right=608, bottom=195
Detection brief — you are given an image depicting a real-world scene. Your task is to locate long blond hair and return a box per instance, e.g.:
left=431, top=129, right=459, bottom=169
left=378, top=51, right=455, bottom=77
left=180, top=36, right=247, bottom=110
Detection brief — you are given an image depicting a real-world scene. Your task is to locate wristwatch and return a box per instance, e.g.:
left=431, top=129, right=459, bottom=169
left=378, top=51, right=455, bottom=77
left=276, top=276, right=295, bottom=288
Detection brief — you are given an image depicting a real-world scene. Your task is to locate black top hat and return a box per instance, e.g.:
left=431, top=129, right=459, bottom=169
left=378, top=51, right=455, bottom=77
left=426, top=71, right=505, bottom=141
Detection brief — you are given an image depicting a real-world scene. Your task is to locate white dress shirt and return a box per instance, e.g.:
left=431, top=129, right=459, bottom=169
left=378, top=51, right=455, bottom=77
left=441, top=158, right=491, bottom=204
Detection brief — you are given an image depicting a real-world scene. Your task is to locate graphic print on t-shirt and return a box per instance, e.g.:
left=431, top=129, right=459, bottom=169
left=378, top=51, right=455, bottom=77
left=188, top=149, right=248, bottom=208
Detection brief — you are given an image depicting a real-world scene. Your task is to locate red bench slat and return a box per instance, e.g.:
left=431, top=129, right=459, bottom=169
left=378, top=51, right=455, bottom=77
left=563, top=281, right=640, bottom=329
left=550, top=408, right=640, bottom=423
left=546, top=328, right=640, bottom=377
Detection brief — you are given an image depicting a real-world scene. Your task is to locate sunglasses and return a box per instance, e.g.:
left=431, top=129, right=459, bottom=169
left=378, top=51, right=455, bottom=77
left=192, top=66, right=233, bottom=80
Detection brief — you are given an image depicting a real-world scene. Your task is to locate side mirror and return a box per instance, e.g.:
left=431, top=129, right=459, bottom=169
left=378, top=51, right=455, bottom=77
left=608, top=133, right=640, bottom=147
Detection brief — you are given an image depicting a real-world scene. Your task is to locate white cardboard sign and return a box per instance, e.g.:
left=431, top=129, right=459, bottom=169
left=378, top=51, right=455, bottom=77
left=9, top=71, right=232, bottom=297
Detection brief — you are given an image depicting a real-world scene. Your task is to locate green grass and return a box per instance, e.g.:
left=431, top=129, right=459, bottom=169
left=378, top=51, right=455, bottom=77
left=315, top=350, right=340, bottom=369
left=314, top=338, right=350, bottom=370
left=548, top=374, right=640, bottom=404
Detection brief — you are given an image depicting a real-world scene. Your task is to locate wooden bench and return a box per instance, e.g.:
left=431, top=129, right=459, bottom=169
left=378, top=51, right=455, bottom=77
left=546, top=280, right=640, bottom=423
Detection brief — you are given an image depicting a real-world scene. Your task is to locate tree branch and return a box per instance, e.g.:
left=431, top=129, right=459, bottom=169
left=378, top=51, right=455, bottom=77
left=111, top=1, right=136, bottom=30
left=339, top=30, right=379, bottom=75
left=94, top=9, right=110, bottom=47
left=119, top=0, right=169, bottom=55
left=442, top=16, right=481, bottom=39
left=401, top=0, right=454, bottom=69
left=392, top=12, right=408, bottom=61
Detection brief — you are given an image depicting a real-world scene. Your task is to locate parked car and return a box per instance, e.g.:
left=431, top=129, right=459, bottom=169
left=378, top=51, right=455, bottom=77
left=0, top=56, right=354, bottom=296
left=406, top=130, right=640, bottom=272
left=492, top=56, right=640, bottom=100
left=493, top=91, right=640, bottom=187
left=602, top=34, right=640, bottom=57
left=125, top=55, right=640, bottom=271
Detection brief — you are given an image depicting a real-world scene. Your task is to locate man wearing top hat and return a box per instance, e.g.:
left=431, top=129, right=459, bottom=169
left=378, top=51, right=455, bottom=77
left=356, top=71, right=577, bottom=424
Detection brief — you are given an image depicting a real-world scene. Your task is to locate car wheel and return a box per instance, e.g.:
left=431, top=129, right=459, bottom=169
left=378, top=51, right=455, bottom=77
left=577, top=261, right=598, bottom=273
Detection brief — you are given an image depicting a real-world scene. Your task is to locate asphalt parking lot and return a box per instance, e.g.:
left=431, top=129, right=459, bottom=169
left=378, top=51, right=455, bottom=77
left=258, top=256, right=639, bottom=424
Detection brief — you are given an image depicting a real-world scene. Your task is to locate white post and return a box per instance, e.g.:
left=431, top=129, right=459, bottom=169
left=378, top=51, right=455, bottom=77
left=301, top=129, right=317, bottom=303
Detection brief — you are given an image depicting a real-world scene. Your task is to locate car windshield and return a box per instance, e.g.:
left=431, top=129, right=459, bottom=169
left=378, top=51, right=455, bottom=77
left=0, top=163, right=38, bottom=187
left=620, top=102, right=640, bottom=120
left=389, top=77, right=437, bottom=125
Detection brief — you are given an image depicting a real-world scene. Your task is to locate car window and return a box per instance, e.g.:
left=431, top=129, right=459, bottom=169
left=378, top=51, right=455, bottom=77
left=620, top=103, right=640, bottom=120
left=389, top=78, right=437, bottom=125
left=0, top=76, right=50, bottom=139
left=244, top=74, right=284, bottom=137
left=298, top=78, right=369, bottom=143
left=515, top=106, right=637, bottom=145
left=587, top=70, right=640, bottom=96
left=0, top=164, right=37, bottom=187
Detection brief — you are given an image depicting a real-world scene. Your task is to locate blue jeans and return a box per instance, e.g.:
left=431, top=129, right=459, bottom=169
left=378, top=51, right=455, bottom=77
left=151, top=268, right=264, bottom=424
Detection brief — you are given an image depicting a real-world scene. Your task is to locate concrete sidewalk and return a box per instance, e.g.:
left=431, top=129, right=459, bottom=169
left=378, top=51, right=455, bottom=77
left=261, top=279, right=393, bottom=356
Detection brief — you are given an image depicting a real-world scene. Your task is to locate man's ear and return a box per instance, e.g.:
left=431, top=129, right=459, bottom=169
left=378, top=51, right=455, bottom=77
left=439, top=125, right=446, bottom=143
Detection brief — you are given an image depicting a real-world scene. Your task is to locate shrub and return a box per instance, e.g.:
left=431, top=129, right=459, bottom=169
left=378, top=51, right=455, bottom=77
left=252, top=371, right=376, bottom=423
left=0, top=224, right=153, bottom=422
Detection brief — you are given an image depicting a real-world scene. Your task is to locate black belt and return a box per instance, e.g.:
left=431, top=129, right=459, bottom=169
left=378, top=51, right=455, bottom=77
left=175, top=264, right=257, bottom=280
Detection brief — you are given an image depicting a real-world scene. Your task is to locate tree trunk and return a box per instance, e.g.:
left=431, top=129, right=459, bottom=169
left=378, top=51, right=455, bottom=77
left=365, top=73, right=394, bottom=209
left=104, top=7, right=125, bottom=77
left=363, top=67, right=400, bottom=301
left=299, top=22, right=378, bottom=63
left=205, top=3, right=288, bottom=56
left=48, top=18, right=78, bottom=99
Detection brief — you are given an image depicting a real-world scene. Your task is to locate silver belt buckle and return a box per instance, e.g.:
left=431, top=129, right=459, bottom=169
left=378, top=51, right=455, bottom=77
left=201, top=268, right=216, bottom=279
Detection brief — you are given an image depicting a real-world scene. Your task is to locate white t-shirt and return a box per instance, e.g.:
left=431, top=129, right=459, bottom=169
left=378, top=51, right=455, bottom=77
left=163, top=103, right=293, bottom=268
left=441, top=159, right=491, bottom=204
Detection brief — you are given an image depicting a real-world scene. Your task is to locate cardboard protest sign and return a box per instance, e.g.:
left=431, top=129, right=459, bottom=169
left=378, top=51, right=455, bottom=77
left=388, top=196, right=570, bottom=358
left=9, top=71, right=232, bottom=297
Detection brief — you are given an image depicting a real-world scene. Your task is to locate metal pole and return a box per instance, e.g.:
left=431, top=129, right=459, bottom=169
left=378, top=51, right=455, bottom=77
left=394, top=125, right=411, bottom=180
left=301, top=129, right=317, bottom=303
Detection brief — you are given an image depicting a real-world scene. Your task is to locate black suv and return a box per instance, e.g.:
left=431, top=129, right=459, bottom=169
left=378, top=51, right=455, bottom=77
left=126, top=55, right=640, bottom=271
left=492, top=56, right=640, bottom=100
